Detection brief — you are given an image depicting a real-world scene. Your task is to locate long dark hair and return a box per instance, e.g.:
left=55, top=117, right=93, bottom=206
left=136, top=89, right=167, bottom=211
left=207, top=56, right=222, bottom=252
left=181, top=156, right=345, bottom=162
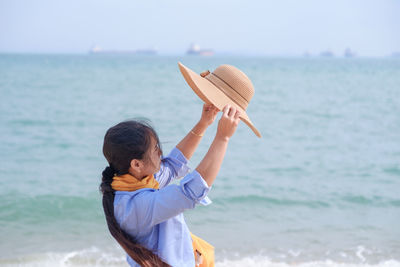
left=100, top=120, right=170, bottom=267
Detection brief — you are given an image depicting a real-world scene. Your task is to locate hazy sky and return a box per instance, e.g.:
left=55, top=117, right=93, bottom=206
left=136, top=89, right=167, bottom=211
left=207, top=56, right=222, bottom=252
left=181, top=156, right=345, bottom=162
left=0, top=0, right=399, bottom=56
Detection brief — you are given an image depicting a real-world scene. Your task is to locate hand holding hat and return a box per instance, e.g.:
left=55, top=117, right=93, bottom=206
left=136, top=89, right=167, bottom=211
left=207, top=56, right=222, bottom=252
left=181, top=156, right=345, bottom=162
left=216, top=105, right=241, bottom=141
left=199, top=103, right=219, bottom=128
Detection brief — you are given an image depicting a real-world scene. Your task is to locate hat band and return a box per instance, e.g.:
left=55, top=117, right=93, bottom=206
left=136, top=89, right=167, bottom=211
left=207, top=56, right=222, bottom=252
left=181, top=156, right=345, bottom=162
left=205, top=73, right=248, bottom=110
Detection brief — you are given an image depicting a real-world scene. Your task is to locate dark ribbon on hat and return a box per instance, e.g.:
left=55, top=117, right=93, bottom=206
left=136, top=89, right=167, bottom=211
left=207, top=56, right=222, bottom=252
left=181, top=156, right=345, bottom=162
left=201, top=70, right=248, bottom=110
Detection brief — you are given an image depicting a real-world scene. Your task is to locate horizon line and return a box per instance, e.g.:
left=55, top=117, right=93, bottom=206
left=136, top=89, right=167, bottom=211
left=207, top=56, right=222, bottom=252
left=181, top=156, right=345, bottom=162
left=0, top=51, right=399, bottom=59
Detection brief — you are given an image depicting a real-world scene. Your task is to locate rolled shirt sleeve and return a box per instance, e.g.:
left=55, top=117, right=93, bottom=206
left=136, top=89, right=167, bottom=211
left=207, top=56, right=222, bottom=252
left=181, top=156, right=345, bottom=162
left=180, top=170, right=212, bottom=206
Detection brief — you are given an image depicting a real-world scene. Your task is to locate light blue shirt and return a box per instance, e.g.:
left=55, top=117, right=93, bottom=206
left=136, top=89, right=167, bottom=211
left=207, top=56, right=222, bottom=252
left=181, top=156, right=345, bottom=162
left=113, top=147, right=212, bottom=267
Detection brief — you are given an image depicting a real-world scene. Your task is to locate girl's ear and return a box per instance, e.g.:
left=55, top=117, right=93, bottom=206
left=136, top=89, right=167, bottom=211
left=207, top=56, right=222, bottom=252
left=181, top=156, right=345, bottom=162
left=130, top=159, right=142, bottom=173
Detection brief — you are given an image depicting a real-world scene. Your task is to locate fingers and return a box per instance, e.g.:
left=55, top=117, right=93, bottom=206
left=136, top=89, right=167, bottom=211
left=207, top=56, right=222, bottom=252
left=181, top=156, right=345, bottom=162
left=234, top=109, right=241, bottom=121
left=204, top=103, right=218, bottom=112
left=209, top=104, right=218, bottom=113
left=222, top=105, right=240, bottom=119
left=222, top=105, right=230, bottom=116
left=227, top=106, right=235, bottom=117
left=211, top=104, right=241, bottom=121
left=213, top=108, right=219, bottom=116
left=204, top=103, right=212, bottom=109
left=216, top=105, right=241, bottom=140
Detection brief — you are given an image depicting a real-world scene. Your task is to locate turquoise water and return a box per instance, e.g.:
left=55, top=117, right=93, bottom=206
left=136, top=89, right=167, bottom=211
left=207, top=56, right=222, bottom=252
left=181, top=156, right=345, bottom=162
left=0, top=54, right=399, bottom=266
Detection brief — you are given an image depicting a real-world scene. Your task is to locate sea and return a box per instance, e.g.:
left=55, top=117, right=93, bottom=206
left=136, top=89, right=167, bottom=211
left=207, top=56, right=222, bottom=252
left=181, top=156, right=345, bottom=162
left=0, top=54, right=399, bottom=267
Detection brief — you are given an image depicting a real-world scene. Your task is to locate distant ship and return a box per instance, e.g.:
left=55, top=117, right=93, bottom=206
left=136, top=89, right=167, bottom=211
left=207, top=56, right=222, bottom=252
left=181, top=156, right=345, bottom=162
left=186, top=43, right=214, bottom=56
left=344, top=48, right=356, bottom=58
left=320, top=50, right=334, bottom=57
left=303, top=51, right=311, bottom=57
left=391, top=52, right=400, bottom=58
left=89, top=45, right=157, bottom=55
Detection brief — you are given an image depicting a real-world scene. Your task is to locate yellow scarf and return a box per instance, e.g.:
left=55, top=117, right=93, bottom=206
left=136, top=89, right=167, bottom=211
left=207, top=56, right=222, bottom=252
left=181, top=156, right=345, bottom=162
left=112, top=173, right=159, bottom=191
left=111, top=173, right=214, bottom=267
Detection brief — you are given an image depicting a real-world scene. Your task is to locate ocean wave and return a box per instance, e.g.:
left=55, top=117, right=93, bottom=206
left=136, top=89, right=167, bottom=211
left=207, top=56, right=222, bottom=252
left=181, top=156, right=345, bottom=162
left=341, top=194, right=400, bottom=207
left=1, top=248, right=399, bottom=267
left=8, top=119, right=52, bottom=127
left=217, top=257, right=400, bottom=267
left=212, top=194, right=400, bottom=209
left=0, top=194, right=101, bottom=223
left=214, top=195, right=330, bottom=208
left=0, top=247, right=125, bottom=267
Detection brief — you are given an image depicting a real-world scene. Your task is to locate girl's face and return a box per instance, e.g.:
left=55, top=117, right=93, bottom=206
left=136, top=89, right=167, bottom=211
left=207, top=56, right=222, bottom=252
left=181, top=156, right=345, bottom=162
left=142, top=136, right=162, bottom=175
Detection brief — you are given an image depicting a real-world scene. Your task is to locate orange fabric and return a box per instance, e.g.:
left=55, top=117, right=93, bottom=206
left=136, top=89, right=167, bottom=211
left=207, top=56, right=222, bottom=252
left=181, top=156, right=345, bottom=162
left=111, top=173, right=159, bottom=191
left=112, top=172, right=214, bottom=266
left=191, top=233, right=215, bottom=267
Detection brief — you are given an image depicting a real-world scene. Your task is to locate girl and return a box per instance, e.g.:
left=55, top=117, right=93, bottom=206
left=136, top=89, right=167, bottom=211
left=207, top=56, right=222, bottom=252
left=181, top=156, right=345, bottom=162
left=100, top=104, right=240, bottom=266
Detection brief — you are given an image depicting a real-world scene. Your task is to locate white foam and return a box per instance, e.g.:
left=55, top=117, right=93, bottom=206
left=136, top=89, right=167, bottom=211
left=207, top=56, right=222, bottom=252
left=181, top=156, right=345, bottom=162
left=356, top=246, right=366, bottom=263
left=1, top=248, right=399, bottom=267
left=0, top=247, right=125, bottom=267
left=216, top=257, right=400, bottom=267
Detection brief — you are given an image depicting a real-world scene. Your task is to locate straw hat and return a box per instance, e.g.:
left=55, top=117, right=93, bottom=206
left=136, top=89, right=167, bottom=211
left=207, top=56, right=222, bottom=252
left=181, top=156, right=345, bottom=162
left=178, top=62, right=261, bottom=138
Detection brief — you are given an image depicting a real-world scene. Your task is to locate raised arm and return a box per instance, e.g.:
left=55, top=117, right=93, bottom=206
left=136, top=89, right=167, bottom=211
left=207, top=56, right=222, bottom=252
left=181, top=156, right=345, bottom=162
left=176, top=103, right=218, bottom=160
left=118, top=106, right=240, bottom=229
left=196, top=105, right=240, bottom=187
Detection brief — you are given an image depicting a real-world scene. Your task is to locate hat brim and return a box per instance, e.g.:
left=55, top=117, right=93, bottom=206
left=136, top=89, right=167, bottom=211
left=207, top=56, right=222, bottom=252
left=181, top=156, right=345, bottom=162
left=178, top=62, right=261, bottom=138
